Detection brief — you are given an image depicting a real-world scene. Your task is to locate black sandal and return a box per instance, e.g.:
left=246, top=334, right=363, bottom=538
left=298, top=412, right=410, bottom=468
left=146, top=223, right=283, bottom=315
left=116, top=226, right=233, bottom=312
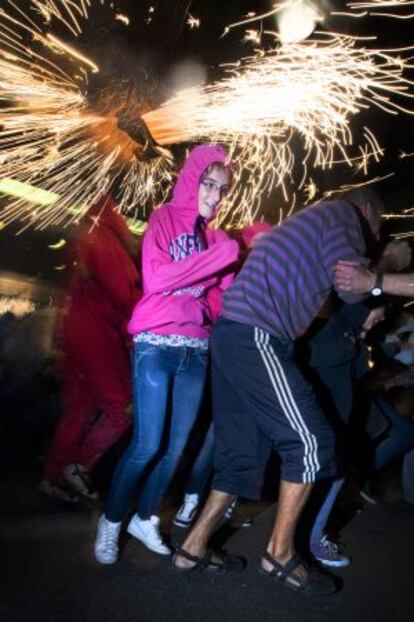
left=259, top=552, right=338, bottom=594
left=173, top=546, right=245, bottom=573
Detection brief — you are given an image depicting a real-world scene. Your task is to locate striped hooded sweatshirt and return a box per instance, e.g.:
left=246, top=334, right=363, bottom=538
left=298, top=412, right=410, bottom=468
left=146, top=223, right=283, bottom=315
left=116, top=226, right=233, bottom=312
left=222, top=199, right=369, bottom=341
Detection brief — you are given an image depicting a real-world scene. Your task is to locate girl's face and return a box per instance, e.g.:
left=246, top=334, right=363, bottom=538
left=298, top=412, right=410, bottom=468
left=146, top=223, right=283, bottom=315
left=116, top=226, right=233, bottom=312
left=198, top=167, right=231, bottom=221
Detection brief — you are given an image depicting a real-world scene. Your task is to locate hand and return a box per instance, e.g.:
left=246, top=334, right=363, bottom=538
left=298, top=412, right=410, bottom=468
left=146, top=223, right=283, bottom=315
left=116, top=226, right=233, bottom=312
left=380, top=240, right=412, bottom=272
left=334, top=261, right=375, bottom=294
left=361, top=307, right=385, bottom=333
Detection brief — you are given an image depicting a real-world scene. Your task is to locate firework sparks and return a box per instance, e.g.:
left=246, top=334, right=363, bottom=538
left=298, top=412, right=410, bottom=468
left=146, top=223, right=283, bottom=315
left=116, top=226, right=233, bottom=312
left=335, top=1, right=414, bottom=18
left=0, top=1, right=174, bottom=230
left=187, top=14, right=200, bottom=30
left=347, top=1, right=414, bottom=11
left=320, top=172, right=395, bottom=201
left=45, top=33, right=99, bottom=73
left=115, top=13, right=130, bottom=26
left=224, top=0, right=414, bottom=26
left=243, top=30, right=262, bottom=45
left=32, top=0, right=90, bottom=35
left=1, top=1, right=414, bottom=229
left=143, top=33, right=414, bottom=225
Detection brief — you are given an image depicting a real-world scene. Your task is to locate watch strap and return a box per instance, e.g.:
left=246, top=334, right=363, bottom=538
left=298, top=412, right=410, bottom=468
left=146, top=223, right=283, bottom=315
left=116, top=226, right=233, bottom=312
left=371, top=271, right=383, bottom=295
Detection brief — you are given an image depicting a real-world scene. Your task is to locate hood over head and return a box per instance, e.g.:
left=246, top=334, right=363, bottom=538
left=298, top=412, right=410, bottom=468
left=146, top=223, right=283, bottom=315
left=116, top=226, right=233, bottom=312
left=171, top=144, right=229, bottom=215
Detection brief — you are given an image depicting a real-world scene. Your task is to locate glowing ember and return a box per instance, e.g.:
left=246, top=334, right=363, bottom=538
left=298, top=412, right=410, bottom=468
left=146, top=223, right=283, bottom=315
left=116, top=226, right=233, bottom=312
left=187, top=14, right=200, bottom=29
left=115, top=13, right=130, bottom=26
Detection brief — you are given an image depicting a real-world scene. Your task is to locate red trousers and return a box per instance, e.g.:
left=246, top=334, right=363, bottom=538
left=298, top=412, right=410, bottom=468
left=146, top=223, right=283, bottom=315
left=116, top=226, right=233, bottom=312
left=43, top=317, right=132, bottom=482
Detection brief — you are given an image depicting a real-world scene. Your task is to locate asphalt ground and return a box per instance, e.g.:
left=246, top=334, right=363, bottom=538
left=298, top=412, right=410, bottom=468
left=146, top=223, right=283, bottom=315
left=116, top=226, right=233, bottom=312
left=1, top=468, right=414, bottom=622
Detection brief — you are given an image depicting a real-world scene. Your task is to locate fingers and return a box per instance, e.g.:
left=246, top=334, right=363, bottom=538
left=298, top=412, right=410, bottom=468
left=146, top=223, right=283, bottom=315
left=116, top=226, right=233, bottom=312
left=335, top=260, right=362, bottom=267
left=333, top=264, right=354, bottom=289
left=333, top=262, right=373, bottom=293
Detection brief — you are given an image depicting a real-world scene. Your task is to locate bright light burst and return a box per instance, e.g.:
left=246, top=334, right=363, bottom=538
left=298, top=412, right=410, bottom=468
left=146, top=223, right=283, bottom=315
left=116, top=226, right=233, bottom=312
left=1, top=0, right=414, bottom=229
left=0, top=295, right=35, bottom=316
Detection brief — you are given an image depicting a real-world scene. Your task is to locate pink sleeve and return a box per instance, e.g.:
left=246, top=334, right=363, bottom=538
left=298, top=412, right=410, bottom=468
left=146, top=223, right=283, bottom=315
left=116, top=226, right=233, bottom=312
left=142, top=216, right=239, bottom=295
left=205, top=229, right=239, bottom=321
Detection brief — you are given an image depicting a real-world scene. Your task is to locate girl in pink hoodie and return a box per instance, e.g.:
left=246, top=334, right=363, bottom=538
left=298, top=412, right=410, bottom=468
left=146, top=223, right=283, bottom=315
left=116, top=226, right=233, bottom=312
left=94, top=144, right=239, bottom=564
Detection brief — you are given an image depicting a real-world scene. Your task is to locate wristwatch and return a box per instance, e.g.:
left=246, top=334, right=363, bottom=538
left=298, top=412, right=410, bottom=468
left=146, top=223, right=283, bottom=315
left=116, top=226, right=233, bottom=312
left=370, top=272, right=383, bottom=297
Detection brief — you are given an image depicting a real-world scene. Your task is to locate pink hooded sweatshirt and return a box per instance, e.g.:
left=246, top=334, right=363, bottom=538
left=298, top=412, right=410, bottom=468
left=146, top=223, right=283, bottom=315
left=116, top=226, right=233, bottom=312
left=128, top=144, right=239, bottom=339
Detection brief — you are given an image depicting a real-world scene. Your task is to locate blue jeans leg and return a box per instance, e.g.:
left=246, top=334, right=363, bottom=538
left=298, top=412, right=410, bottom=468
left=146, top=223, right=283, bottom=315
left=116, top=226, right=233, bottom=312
left=402, top=449, right=414, bottom=504
left=105, top=343, right=175, bottom=522
left=137, top=347, right=208, bottom=519
left=373, top=400, right=414, bottom=471
left=310, top=478, right=344, bottom=549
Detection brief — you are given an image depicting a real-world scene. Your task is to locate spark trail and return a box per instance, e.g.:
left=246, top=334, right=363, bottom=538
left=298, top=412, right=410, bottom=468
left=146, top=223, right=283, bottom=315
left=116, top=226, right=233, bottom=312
left=143, top=33, right=414, bottom=225
left=1, top=1, right=414, bottom=229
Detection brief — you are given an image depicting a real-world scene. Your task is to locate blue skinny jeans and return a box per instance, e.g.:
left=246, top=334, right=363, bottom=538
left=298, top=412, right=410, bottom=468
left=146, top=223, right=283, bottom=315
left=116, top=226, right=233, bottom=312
left=105, top=341, right=208, bottom=522
left=372, top=399, right=414, bottom=471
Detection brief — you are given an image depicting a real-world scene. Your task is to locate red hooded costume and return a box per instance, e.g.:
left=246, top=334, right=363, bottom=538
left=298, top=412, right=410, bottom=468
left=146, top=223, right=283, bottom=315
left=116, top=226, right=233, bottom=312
left=43, top=196, right=140, bottom=482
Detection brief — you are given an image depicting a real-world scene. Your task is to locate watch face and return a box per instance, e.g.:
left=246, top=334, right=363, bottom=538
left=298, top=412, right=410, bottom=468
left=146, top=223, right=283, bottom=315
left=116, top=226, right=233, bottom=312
left=371, top=287, right=382, bottom=296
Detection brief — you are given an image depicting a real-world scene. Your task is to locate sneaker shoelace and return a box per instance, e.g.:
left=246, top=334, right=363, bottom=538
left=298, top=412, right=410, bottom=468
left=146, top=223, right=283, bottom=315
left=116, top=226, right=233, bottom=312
left=320, top=535, right=339, bottom=555
left=180, top=497, right=198, bottom=519
left=102, top=523, right=118, bottom=548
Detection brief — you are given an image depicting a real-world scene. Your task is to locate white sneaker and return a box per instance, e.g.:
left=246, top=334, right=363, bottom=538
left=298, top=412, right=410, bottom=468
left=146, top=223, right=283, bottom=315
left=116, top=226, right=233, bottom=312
left=127, top=515, right=171, bottom=555
left=64, top=464, right=99, bottom=499
left=94, top=514, right=121, bottom=565
left=173, top=493, right=199, bottom=528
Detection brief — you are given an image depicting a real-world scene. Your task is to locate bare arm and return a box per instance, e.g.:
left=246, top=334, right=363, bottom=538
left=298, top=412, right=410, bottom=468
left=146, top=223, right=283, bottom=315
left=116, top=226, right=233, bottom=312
left=334, top=261, right=414, bottom=297
left=376, top=240, right=412, bottom=273
left=382, top=273, right=414, bottom=297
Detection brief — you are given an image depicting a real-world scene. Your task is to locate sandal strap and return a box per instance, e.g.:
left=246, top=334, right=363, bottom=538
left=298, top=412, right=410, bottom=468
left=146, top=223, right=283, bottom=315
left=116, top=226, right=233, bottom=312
left=174, top=546, right=213, bottom=569
left=262, top=552, right=303, bottom=582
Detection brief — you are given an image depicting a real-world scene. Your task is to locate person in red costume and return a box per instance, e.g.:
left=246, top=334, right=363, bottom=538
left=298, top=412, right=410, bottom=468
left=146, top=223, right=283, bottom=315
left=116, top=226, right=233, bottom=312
left=39, top=195, right=140, bottom=502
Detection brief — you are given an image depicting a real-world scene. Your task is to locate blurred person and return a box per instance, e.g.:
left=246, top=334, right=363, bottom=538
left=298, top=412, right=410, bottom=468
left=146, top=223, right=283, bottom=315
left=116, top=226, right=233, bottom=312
left=94, top=144, right=239, bottom=564
left=299, top=297, right=393, bottom=563
left=172, top=189, right=389, bottom=594
left=39, top=196, right=140, bottom=503
left=402, top=448, right=414, bottom=504
left=1, top=305, right=60, bottom=455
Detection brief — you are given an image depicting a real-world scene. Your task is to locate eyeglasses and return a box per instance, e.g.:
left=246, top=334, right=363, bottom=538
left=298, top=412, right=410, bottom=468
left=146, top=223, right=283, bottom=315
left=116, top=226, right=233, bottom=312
left=200, top=178, right=230, bottom=198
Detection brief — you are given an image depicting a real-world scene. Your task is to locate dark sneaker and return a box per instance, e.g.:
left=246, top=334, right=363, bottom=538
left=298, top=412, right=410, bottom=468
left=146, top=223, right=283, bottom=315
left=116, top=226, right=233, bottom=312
left=311, top=535, right=350, bottom=568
